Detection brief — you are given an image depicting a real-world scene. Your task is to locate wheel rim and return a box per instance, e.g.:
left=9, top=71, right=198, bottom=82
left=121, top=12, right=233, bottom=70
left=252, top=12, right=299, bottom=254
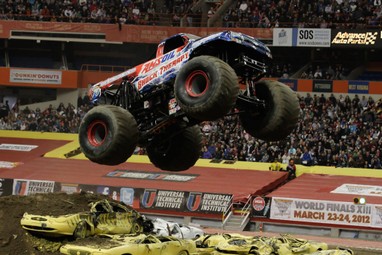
left=87, top=120, right=108, bottom=147
left=185, top=70, right=209, bottom=97
left=133, top=223, right=142, bottom=233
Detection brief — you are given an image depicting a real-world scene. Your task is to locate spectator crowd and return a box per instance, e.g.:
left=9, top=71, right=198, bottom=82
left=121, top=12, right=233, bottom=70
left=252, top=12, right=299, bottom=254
left=0, top=0, right=196, bottom=26
left=0, top=0, right=381, bottom=28
left=224, top=0, right=382, bottom=28
left=199, top=93, right=382, bottom=170
left=1, top=92, right=382, bottom=170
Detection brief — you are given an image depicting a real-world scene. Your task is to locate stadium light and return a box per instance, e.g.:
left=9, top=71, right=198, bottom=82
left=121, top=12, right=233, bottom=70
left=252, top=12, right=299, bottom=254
left=353, top=197, right=366, bottom=205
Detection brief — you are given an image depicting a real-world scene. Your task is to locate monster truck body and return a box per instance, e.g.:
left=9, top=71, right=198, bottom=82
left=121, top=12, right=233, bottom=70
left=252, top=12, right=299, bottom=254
left=79, top=31, right=300, bottom=171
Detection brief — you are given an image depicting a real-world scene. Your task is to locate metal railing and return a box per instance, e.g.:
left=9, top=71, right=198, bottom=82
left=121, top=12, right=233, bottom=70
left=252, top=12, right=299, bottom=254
left=238, top=195, right=253, bottom=227
left=222, top=196, right=234, bottom=226
left=222, top=195, right=253, bottom=229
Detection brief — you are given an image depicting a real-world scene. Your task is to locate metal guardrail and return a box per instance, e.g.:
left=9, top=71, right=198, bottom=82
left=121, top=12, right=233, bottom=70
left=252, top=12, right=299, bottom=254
left=222, top=196, right=233, bottom=226
left=238, top=196, right=252, bottom=227
left=222, top=195, right=252, bottom=229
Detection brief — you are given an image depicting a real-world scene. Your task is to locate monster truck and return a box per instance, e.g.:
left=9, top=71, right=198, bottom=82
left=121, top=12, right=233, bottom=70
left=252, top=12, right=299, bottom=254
left=79, top=31, right=300, bottom=171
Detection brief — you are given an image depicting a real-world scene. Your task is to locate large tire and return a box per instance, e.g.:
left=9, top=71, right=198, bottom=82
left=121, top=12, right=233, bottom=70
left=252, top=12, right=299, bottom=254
left=79, top=105, right=138, bottom=165
left=174, top=56, right=239, bottom=121
left=240, top=80, right=300, bottom=141
left=146, top=126, right=202, bottom=171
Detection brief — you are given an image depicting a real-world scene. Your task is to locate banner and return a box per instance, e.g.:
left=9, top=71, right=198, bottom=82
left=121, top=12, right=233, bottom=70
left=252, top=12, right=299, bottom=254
left=0, top=161, right=22, bottom=169
left=295, top=28, right=331, bottom=47
left=252, top=196, right=271, bottom=217
left=331, top=29, right=382, bottom=48
left=140, top=189, right=186, bottom=210
left=270, top=197, right=382, bottom=228
left=59, top=183, right=81, bottom=194
left=0, top=143, right=38, bottom=151
left=188, top=192, right=232, bottom=213
left=273, top=28, right=330, bottom=47
left=348, top=81, right=369, bottom=94
left=10, top=69, right=62, bottom=85
left=273, top=28, right=293, bottom=46
left=331, top=184, right=382, bottom=197
left=105, top=169, right=198, bottom=182
left=313, top=80, right=333, bottom=93
left=0, top=178, right=13, bottom=197
left=139, top=189, right=232, bottom=214
left=12, top=179, right=55, bottom=195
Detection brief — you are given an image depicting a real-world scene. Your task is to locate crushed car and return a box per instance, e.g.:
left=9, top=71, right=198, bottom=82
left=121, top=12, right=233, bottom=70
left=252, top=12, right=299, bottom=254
left=195, top=233, right=251, bottom=255
left=213, top=235, right=274, bottom=255
left=79, top=30, right=300, bottom=171
left=195, top=233, right=330, bottom=255
left=60, top=233, right=197, bottom=255
left=20, top=200, right=152, bottom=239
left=265, top=234, right=328, bottom=255
left=151, top=218, right=204, bottom=239
left=310, top=248, right=354, bottom=255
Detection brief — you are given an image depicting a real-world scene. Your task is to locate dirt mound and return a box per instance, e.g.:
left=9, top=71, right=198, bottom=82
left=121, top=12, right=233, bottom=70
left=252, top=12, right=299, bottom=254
left=0, top=192, right=111, bottom=255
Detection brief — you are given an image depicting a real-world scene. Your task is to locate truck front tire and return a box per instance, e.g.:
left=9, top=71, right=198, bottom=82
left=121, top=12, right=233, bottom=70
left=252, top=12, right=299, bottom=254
left=79, top=105, right=138, bottom=165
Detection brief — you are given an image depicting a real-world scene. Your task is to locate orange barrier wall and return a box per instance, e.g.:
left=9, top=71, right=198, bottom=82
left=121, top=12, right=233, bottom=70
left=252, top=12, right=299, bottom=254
left=0, top=67, right=79, bottom=89
left=0, top=20, right=273, bottom=42
left=2, top=66, right=382, bottom=93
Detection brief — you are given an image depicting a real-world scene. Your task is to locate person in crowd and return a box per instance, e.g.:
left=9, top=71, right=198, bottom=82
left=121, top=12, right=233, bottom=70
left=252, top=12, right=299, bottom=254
left=269, top=158, right=282, bottom=171
left=286, top=158, right=296, bottom=180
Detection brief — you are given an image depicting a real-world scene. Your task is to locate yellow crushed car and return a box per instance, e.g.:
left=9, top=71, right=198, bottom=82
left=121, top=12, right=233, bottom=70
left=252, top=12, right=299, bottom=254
left=60, top=233, right=197, bottom=255
left=310, top=248, right=354, bottom=255
left=213, top=236, right=274, bottom=255
left=195, top=233, right=270, bottom=255
left=195, top=233, right=247, bottom=255
left=20, top=200, right=151, bottom=238
left=266, top=234, right=328, bottom=255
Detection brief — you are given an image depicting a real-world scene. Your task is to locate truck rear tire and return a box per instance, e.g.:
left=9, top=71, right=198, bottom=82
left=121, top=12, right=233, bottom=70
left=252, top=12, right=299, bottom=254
left=240, top=80, right=300, bottom=141
left=147, top=126, right=202, bottom=171
left=174, top=56, right=239, bottom=121
left=79, top=105, right=138, bottom=165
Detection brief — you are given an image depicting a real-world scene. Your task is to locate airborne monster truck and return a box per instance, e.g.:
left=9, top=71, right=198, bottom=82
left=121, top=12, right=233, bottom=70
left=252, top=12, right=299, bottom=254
left=79, top=31, right=300, bottom=171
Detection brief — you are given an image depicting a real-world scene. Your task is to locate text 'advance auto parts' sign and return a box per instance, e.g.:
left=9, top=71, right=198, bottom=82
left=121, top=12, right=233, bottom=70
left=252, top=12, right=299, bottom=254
left=273, top=28, right=330, bottom=47
left=10, top=69, right=62, bottom=84
left=270, top=197, right=382, bottom=228
left=140, top=189, right=232, bottom=213
left=331, top=29, right=382, bottom=48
